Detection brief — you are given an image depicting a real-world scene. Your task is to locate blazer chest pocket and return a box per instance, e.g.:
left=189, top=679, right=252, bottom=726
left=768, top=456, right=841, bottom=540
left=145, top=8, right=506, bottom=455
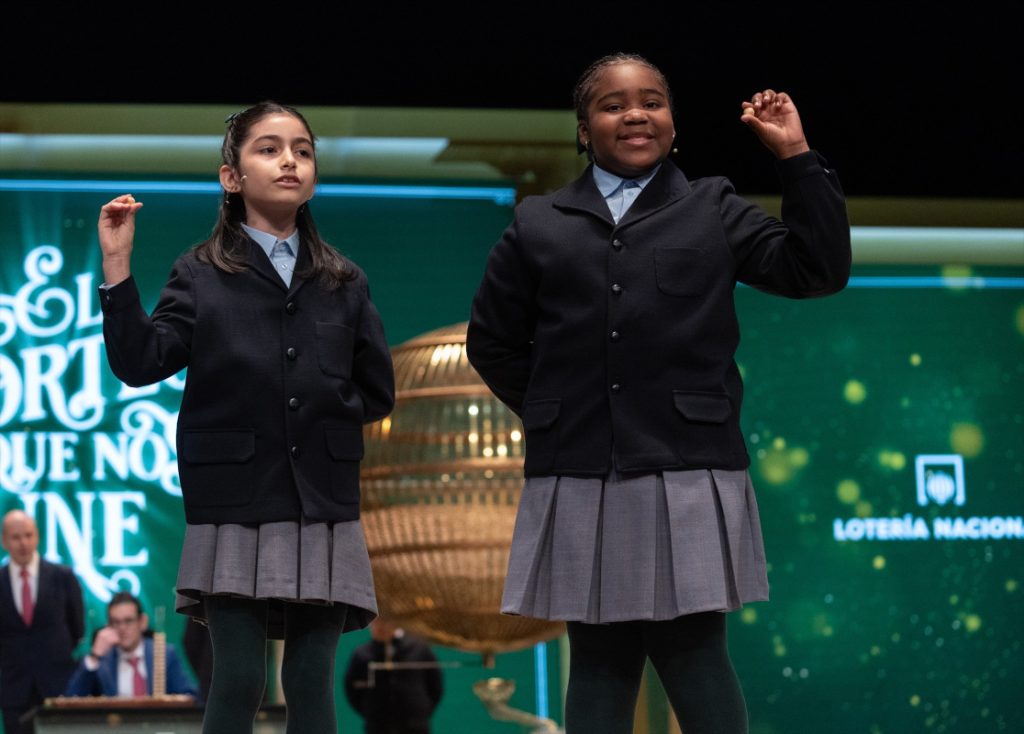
left=179, top=429, right=255, bottom=507
left=654, top=247, right=708, bottom=296
left=315, top=322, right=355, bottom=379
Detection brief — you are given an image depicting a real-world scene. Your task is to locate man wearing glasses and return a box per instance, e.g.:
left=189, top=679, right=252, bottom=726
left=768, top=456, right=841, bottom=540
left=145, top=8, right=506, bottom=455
left=64, top=591, right=197, bottom=698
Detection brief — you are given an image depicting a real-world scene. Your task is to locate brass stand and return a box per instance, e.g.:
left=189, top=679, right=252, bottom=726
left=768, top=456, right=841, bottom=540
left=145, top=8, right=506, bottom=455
left=473, top=678, right=564, bottom=733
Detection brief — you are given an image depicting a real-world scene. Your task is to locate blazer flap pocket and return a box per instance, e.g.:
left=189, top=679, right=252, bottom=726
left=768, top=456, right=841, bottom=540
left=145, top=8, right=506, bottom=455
left=523, top=398, right=561, bottom=430
left=672, top=391, right=732, bottom=423
left=181, top=430, right=255, bottom=464
left=325, top=427, right=364, bottom=460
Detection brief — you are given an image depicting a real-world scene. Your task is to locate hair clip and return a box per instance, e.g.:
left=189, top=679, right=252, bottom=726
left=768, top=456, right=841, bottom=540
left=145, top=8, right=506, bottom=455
left=224, top=111, right=241, bottom=125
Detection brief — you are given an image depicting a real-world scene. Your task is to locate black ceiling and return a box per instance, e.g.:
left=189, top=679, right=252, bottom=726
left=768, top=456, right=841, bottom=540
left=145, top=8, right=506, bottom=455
left=6, top=4, right=1022, bottom=200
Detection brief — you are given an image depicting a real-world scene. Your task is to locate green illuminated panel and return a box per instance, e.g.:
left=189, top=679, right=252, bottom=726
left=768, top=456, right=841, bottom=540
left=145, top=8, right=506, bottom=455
left=1, top=178, right=1021, bottom=732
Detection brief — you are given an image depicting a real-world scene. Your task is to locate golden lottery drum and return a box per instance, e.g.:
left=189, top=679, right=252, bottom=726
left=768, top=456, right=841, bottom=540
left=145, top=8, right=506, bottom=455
left=361, top=323, right=563, bottom=654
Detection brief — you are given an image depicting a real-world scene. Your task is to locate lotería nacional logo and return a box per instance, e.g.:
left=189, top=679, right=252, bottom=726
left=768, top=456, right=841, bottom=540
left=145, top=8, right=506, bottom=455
left=916, top=454, right=965, bottom=507
left=833, top=454, right=1023, bottom=543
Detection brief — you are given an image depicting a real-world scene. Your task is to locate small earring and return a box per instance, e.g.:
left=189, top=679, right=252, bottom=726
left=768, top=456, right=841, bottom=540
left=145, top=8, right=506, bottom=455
left=240, top=175, right=247, bottom=182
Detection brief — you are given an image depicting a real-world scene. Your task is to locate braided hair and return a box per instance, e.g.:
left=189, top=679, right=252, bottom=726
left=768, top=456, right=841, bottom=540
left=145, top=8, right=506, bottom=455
left=572, top=53, right=674, bottom=156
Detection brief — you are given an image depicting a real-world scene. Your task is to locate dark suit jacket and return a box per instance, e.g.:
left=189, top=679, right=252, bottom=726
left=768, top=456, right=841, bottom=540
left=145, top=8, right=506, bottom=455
left=99, top=234, right=395, bottom=524
left=0, top=559, right=84, bottom=707
left=467, top=152, right=850, bottom=476
left=344, top=634, right=442, bottom=734
left=63, top=637, right=198, bottom=698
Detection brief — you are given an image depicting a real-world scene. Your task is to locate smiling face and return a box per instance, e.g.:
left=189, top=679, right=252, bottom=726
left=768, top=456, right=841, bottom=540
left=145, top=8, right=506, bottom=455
left=577, top=62, right=675, bottom=178
left=219, top=112, right=317, bottom=230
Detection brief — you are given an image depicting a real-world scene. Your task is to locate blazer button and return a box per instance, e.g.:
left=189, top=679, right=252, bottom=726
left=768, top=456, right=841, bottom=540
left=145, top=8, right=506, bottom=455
left=288, top=397, right=300, bottom=410
left=611, top=283, right=622, bottom=295
left=286, top=347, right=297, bottom=360
left=285, top=302, right=297, bottom=314
left=290, top=446, right=300, bottom=458
left=610, top=331, right=621, bottom=341
left=611, top=383, right=621, bottom=393
left=611, top=239, right=623, bottom=250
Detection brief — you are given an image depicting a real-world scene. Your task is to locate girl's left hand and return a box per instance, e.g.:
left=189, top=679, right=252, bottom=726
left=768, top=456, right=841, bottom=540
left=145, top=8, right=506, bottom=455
left=740, top=89, right=811, bottom=160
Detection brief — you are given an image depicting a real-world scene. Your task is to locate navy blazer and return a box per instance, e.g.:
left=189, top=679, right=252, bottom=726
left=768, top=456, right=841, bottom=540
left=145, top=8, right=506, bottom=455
left=63, top=636, right=198, bottom=698
left=100, top=234, right=395, bottom=524
left=468, top=152, right=851, bottom=476
left=0, top=559, right=84, bottom=707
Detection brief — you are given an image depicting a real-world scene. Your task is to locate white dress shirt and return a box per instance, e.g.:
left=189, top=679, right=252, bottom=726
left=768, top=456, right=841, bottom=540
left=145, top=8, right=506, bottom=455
left=117, top=641, right=147, bottom=697
left=242, top=223, right=301, bottom=287
left=592, top=163, right=660, bottom=223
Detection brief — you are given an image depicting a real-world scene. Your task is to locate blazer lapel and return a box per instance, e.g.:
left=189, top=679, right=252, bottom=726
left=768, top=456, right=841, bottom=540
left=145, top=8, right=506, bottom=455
left=552, top=161, right=694, bottom=228
left=101, top=650, right=120, bottom=696
left=616, top=160, right=693, bottom=228
left=552, top=166, right=616, bottom=224
left=239, top=234, right=289, bottom=292
left=286, top=237, right=313, bottom=298
left=144, top=637, right=155, bottom=695
left=33, top=559, right=55, bottom=625
left=0, top=563, right=20, bottom=627
left=239, top=232, right=313, bottom=297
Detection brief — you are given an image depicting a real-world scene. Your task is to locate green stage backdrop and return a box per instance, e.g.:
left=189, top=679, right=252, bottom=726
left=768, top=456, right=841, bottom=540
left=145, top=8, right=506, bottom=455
left=1, top=175, right=1022, bottom=733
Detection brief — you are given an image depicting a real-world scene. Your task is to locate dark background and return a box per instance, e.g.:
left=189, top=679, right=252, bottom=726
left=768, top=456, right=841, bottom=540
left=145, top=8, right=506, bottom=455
left=5, top=3, right=1022, bottom=200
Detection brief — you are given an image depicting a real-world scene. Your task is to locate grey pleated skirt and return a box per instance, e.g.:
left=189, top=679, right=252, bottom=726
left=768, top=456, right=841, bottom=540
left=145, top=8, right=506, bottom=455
left=501, top=469, right=769, bottom=623
left=175, top=517, right=377, bottom=638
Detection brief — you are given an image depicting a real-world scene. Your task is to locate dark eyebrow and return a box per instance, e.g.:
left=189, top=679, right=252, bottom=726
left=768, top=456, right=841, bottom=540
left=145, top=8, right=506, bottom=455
left=251, top=134, right=314, bottom=146
left=595, top=88, right=668, bottom=105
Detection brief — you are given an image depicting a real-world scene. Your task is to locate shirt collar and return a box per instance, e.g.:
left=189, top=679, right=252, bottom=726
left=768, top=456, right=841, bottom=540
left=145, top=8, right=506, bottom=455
left=9, top=552, right=40, bottom=577
left=591, top=163, right=661, bottom=198
left=120, top=641, right=145, bottom=660
left=241, top=223, right=301, bottom=259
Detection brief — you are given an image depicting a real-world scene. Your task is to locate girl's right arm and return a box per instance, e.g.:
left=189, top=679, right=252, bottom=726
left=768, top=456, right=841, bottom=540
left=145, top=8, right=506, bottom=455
left=98, top=195, right=193, bottom=387
left=99, top=194, right=142, bottom=286
left=466, top=216, right=539, bottom=416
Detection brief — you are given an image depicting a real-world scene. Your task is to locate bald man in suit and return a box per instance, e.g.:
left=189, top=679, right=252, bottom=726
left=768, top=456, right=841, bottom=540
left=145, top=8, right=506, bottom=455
left=0, top=510, right=84, bottom=734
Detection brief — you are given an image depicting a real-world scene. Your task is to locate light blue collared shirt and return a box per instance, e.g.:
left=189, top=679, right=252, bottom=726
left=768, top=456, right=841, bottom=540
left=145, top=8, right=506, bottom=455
left=242, top=223, right=300, bottom=287
left=592, top=164, right=660, bottom=224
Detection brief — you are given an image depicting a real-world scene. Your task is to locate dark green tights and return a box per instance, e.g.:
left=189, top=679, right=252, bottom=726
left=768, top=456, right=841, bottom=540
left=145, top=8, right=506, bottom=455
left=565, top=612, right=748, bottom=734
left=202, top=595, right=346, bottom=734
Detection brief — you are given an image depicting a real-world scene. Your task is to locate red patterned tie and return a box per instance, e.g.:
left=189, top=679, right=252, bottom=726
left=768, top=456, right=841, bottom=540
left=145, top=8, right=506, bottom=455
left=19, top=567, right=33, bottom=626
left=128, top=655, right=146, bottom=696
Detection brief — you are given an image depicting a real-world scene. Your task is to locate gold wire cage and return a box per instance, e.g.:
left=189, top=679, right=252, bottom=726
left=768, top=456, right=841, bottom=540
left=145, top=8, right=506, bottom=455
left=361, top=323, right=564, bottom=655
